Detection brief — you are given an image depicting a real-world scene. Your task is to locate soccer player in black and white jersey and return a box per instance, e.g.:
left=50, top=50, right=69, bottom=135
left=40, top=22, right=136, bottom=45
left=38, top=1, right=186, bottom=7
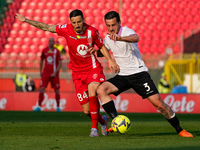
left=97, top=11, right=193, bottom=137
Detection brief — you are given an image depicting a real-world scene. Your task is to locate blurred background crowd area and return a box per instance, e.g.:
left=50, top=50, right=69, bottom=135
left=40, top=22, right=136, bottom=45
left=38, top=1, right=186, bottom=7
left=0, top=0, right=200, bottom=93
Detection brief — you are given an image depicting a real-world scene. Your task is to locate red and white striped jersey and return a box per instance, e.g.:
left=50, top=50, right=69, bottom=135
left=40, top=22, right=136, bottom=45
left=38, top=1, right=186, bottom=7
left=41, top=47, right=62, bottom=74
left=56, top=23, right=103, bottom=72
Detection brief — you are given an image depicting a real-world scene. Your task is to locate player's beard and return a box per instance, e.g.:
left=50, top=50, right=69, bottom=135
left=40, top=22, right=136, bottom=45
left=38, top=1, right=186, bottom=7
left=75, top=27, right=82, bottom=33
left=75, top=25, right=85, bottom=34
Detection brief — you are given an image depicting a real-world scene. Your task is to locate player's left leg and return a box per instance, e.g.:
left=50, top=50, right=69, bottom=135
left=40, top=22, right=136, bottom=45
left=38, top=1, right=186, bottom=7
left=34, top=87, right=45, bottom=111
left=88, top=82, right=101, bottom=136
left=147, top=94, right=193, bottom=137
left=87, top=68, right=110, bottom=136
left=51, top=75, right=61, bottom=112
left=54, top=89, right=61, bottom=112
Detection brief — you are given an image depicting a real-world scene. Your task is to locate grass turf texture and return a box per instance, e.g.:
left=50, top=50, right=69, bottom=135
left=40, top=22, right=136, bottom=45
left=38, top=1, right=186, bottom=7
left=0, top=111, right=199, bottom=150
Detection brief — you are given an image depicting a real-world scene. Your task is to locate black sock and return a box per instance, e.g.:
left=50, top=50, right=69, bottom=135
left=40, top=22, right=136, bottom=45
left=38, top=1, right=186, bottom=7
left=102, top=100, right=118, bottom=119
left=167, top=115, right=183, bottom=133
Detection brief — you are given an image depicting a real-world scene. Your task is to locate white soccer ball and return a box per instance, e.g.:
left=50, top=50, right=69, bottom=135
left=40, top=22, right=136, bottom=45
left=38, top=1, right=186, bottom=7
left=111, top=115, right=131, bottom=134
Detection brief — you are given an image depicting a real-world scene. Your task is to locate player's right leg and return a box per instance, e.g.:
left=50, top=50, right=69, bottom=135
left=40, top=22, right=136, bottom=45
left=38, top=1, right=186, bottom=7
left=51, top=75, right=61, bottom=112
left=34, top=87, right=45, bottom=111
left=34, top=75, right=49, bottom=111
left=97, top=81, right=120, bottom=133
left=148, top=94, right=193, bottom=137
left=97, top=81, right=119, bottom=119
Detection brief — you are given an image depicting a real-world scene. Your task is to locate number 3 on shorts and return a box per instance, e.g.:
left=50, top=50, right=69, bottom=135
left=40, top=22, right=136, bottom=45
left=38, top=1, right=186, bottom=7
left=143, top=83, right=150, bottom=92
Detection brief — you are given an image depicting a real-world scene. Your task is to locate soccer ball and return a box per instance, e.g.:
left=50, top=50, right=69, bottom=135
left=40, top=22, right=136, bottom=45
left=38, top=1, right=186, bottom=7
left=111, top=115, right=131, bottom=134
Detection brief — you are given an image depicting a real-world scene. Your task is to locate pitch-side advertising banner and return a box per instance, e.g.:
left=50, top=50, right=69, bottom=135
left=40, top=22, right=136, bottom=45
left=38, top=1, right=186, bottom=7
left=0, top=92, right=200, bottom=113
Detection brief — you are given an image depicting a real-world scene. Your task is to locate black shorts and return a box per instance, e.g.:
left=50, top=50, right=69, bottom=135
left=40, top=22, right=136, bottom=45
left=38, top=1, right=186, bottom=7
left=107, top=71, right=159, bottom=99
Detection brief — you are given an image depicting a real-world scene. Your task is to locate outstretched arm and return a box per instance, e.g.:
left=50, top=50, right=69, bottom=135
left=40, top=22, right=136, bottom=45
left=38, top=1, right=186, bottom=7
left=108, top=33, right=139, bottom=43
left=15, top=13, right=56, bottom=33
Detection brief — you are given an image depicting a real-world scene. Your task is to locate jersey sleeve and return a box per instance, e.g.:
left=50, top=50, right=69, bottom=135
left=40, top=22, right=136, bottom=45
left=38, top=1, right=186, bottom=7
left=124, top=27, right=137, bottom=36
left=56, top=24, right=67, bottom=37
left=103, top=36, right=111, bottom=51
left=93, top=30, right=104, bottom=48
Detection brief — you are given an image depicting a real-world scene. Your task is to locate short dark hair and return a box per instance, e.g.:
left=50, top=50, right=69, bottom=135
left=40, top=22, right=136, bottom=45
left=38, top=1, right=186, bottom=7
left=70, top=9, right=83, bottom=19
left=104, top=11, right=120, bottom=22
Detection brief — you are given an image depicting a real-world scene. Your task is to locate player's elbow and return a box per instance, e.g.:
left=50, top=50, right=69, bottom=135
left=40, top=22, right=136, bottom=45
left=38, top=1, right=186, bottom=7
left=134, top=35, right=139, bottom=42
left=136, top=36, right=139, bottom=42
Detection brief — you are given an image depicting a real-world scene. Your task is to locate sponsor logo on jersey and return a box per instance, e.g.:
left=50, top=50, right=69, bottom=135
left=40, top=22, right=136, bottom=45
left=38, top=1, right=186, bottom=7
left=69, top=36, right=77, bottom=40
left=77, top=44, right=88, bottom=56
left=77, top=35, right=87, bottom=39
left=47, top=56, right=53, bottom=63
left=60, top=24, right=67, bottom=28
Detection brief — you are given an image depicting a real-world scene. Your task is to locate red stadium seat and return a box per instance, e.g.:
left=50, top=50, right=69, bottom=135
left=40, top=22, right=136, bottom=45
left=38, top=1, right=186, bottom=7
left=193, top=15, right=200, bottom=23
left=23, top=37, right=32, bottom=44
left=25, top=9, right=34, bottom=18
left=20, top=1, right=28, bottom=9
left=35, top=30, right=45, bottom=38
left=51, top=9, right=59, bottom=16
left=165, top=22, right=173, bottom=30
left=30, top=45, right=40, bottom=54
left=18, top=30, right=27, bottom=38
left=153, top=37, right=160, bottom=45
left=42, top=16, right=51, bottom=23
left=157, top=22, right=165, bottom=30
left=62, top=2, right=71, bottom=9
left=21, top=45, right=29, bottom=54
left=189, top=22, right=196, bottom=30
left=6, top=59, right=15, bottom=68
left=7, top=37, right=14, bottom=45
left=26, top=30, right=35, bottom=37
left=36, top=2, right=46, bottom=10
left=12, top=44, right=21, bottom=54
left=181, top=22, right=189, bottom=30
left=29, top=2, right=37, bottom=9
left=4, top=44, right=12, bottom=53
left=10, top=30, right=18, bottom=38
left=1, top=0, right=198, bottom=57
left=153, top=15, right=161, bottom=23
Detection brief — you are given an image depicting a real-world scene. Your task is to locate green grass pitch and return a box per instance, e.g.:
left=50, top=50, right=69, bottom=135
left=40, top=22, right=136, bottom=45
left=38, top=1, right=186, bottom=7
left=0, top=111, right=199, bottom=150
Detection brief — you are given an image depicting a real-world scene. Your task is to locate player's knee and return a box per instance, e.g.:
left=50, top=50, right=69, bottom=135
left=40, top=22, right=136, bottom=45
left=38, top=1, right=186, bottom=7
left=97, top=85, right=107, bottom=97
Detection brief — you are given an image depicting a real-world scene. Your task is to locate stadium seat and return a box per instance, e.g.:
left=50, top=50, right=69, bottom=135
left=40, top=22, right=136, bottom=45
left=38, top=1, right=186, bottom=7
left=1, top=0, right=199, bottom=58
left=193, top=15, right=200, bottom=23
left=24, top=9, right=34, bottom=18
left=181, top=22, right=189, bottom=30
left=157, top=22, right=165, bottom=31
left=12, top=45, right=21, bottom=54
left=21, top=45, right=29, bottom=54
left=6, top=59, right=15, bottom=69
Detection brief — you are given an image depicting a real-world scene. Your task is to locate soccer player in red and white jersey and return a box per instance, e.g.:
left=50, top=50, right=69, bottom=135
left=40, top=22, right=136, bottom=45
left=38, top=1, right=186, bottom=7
left=34, top=37, right=62, bottom=112
left=16, top=9, right=119, bottom=137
